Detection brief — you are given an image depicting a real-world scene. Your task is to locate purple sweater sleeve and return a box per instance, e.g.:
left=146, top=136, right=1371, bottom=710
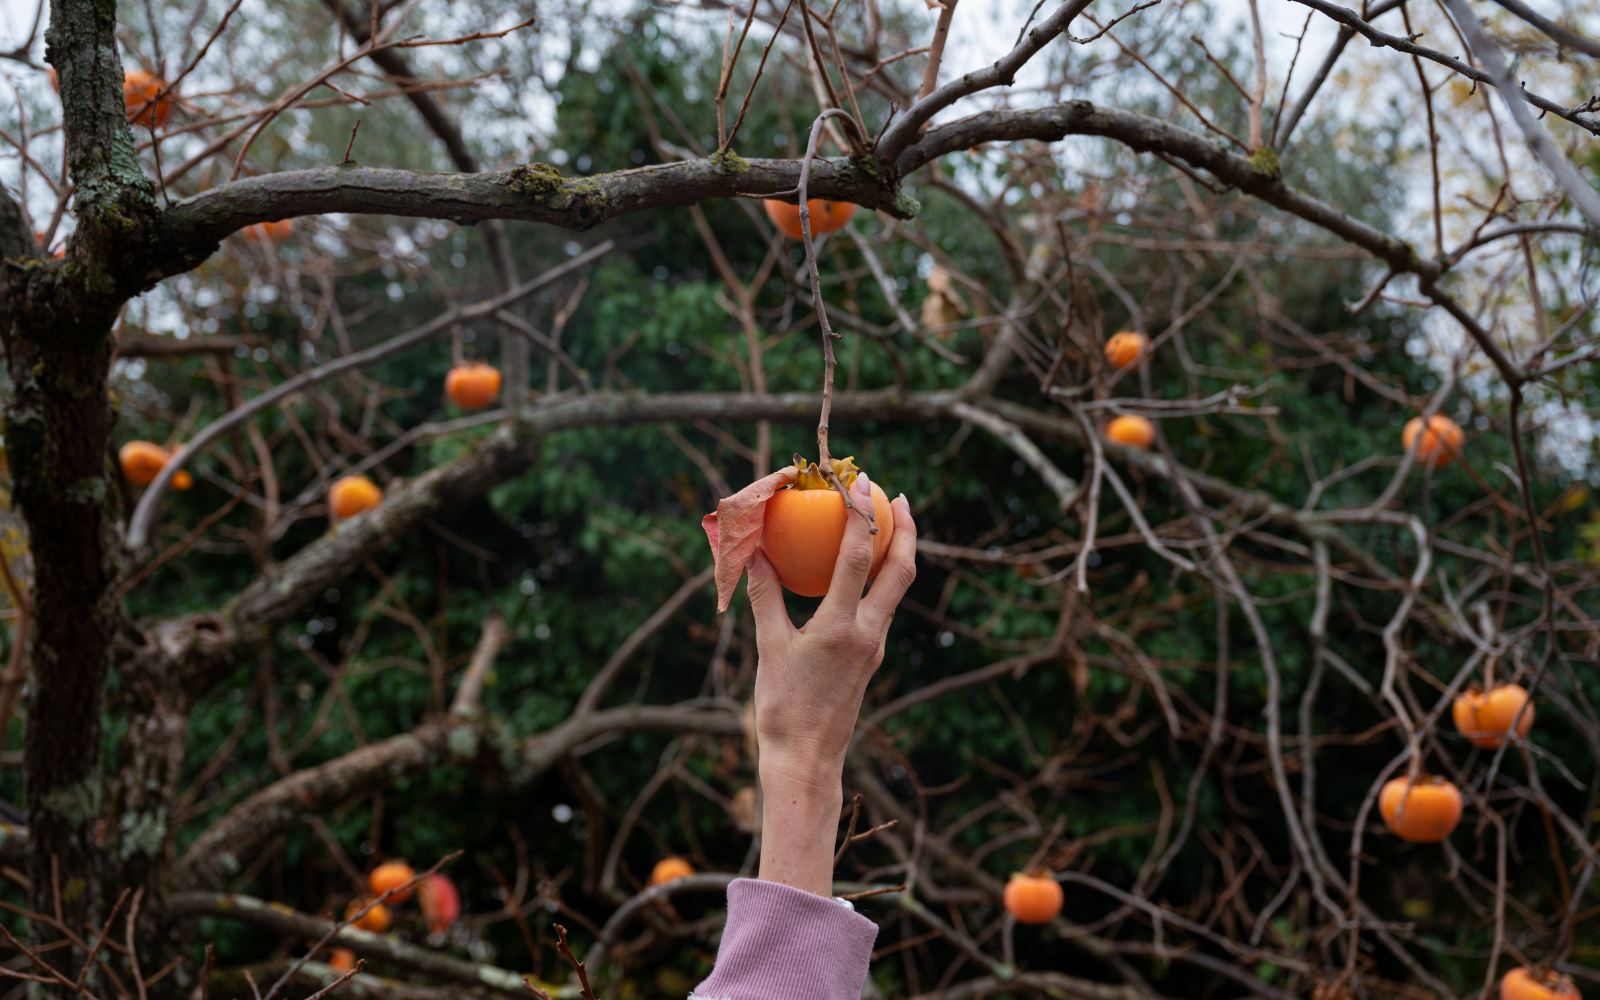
left=691, top=878, right=879, bottom=1000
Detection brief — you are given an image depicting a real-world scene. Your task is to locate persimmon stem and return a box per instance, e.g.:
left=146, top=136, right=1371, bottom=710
left=796, top=108, right=877, bottom=535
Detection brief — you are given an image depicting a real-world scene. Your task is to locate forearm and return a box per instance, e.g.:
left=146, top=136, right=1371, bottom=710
left=758, top=752, right=843, bottom=897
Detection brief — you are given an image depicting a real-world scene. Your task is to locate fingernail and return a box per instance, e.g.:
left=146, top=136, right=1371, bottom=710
left=852, top=471, right=872, bottom=503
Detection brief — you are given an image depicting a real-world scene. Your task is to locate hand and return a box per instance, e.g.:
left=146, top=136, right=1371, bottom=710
left=745, top=471, right=917, bottom=896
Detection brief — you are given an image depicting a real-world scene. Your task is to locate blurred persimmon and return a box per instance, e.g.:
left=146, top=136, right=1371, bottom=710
left=1379, top=775, right=1462, bottom=843
left=1104, top=331, right=1147, bottom=369
left=119, top=441, right=192, bottom=489
left=1004, top=872, right=1063, bottom=924
left=1453, top=683, right=1533, bottom=749
left=763, top=199, right=857, bottom=240
left=1106, top=415, right=1154, bottom=449
left=330, top=476, right=383, bottom=519
left=1402, top=414, right=1464, bottom=467
left=124, top=69, right=172, bottom=129
left=446, top=363, right=501, bottom=409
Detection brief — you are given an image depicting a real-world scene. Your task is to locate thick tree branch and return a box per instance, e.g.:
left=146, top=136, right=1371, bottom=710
left=153, top=158, right=916, bottom=270
left=171, top=703, right=742, bottom=891
left=168, top=894, right=527, bottom=996
left=899, top=102, right=1434, bottom=280
left=876, top=0, right=1095, bottom=161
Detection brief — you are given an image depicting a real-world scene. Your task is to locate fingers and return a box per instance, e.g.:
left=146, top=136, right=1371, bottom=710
left=860, top=493, right=918, bottom=635
left=815, top=471, right=877, bottom=626
left=746, top=548, right=795, bottom=642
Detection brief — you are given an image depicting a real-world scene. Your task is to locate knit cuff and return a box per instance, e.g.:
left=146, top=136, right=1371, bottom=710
left=691, top=878, right=878, bottom=1000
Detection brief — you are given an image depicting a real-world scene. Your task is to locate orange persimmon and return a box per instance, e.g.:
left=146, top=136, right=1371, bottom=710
left=1003, top=872, right=1063, bottom=925
left=345, top=899, right=390, bottom=933
left=124, top=69, right=172, bottom=130
left=327, top=949, right=358, bottom=972
left=1104, top=331, right=1148, bottom=369
left=1501, top=967, right=1581, bottom=1000
left=763, top=199, right=857, bottom=240
left=1379, top=775, right=1463, bottom=843
left=761, top=457, right=894, bottom=598
left=367, top=861, right=416, bottom=903
left=1402, top=414, right=1465, bottom=467
left=244, top=219, right=295, bottom=243
left=1105, top=415, right=1155, bottom=450
left=1453, top=683, right=1534, bottom=749
left=330, top=476, right=383, bottom=519
left=446, top=363, right=502, bottom=410
left=649, top=857, right=694, bottom=886
left=119, top=441, right=192, bottom=490
left=35, top=232, right=63, bottom=259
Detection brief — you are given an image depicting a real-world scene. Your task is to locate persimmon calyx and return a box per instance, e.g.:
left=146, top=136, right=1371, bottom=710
left=790, top=454, right=863, bottom=491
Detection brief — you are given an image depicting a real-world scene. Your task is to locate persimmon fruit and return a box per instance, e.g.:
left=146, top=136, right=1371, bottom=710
left=119, top=441, right=192, bottom=490
left=245, top=219, right=295, bottom=243
left=35, top=232, right=63, bottom=259
left=763, top=199, right=857, bottom=240
left=330, top=476, right=383, bottom=520
left=327, top=949, right=357, bottom=972
left=124, top=69, right=172, bottom=129
left=1379, top=775, right=1463, bottom=843
left=1003, top=872, right=1063, bottom=925
left=367, top=860, right=416, bottom=902
left=1104, top=331, right=1148, bottom=369
left=761, top=457, right=894, bottom=597
left=417, top=873, right=461, bottom=934
left=1402, top=414, right=1464, bottom=467
left=1501, top=967, right=1581, bottom=1000
left=1106, top=415, right=1155, bottom=450
left=649, top=857, right=694, bottom=886
left=446, top=363, right=502, bottom=410
left=1453, top=683, right=1533, bottom=749
left=345, top=898, right=390, bottom=933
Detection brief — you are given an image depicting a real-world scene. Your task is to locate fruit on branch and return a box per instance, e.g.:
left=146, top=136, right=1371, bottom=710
left=649, top=857, right=694, bottom=886
left=763, top=199, right=857, bottom=241
left=446, top=363, right=503, bottom=410
left=345, top=898, right=391, bottom=932
left=1104, top=331, right=1148, bottom=369
left=119, top=441, right=193, bottom=490
left=1003, top=872, right=1063, bottom=925
left=1452, top=683, right=1534, bottom=749
left=1501, top=966, right=1581, bottom=1000
left=761, top=457, right=893, bottom=597
left=417, top=873, right=461, bottom=934
left=124, top=69, right=172, bottom=129
left=1105, top=415, right=1155, bottom=450
left=34, top=232, right=63, bottom=259
left=368, top=861, right=417, bottom=903
left=1379, top=775, right=1463, bottom=843
left=330, top=476, right=383, bottom=519
left=1402, top=414, right=1464, bottom=467
left=244, top=219, right=296, bottom=243
left=327, top=948, right=357, bottom=972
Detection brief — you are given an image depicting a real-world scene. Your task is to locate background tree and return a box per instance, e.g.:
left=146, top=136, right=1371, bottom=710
left=0, top=0, right=1597, bottom=997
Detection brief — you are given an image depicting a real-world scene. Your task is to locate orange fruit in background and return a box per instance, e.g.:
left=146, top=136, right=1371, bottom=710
left=35, top=232, right=63, bottom=259
left=649, top=857, right=694, bottom=886
left=119, top=441, right=192, bottom=490
left=1003, top=872, right=1063, bottom=925
left=1501, top=967, right=1581, bottom=1000
left=1379, top=775, right=1463, bottom=843
left=1104, top=331, right=1148, bottom=369
left=1105, top=415, right=1155, bottom=450
left=1402, top=414, right=1464, bottom=467
left=761, top=460, right=894, bottom=598
left=330, top=475, right=383, bottom=519
left=124, top=69, right=172, bottom=129
left=367, top=860, right=416, bottom=902
left=763, top=199, right=857, bottom=240
left=327, top=949, right=357, bottom=972
left=446, top=363, right=502, bottom=409
left=244, top=219, right=295, bottom=243
left=1453, top=683, right=1534, bottom=749
left=344, top=898, right=390, bottom=933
